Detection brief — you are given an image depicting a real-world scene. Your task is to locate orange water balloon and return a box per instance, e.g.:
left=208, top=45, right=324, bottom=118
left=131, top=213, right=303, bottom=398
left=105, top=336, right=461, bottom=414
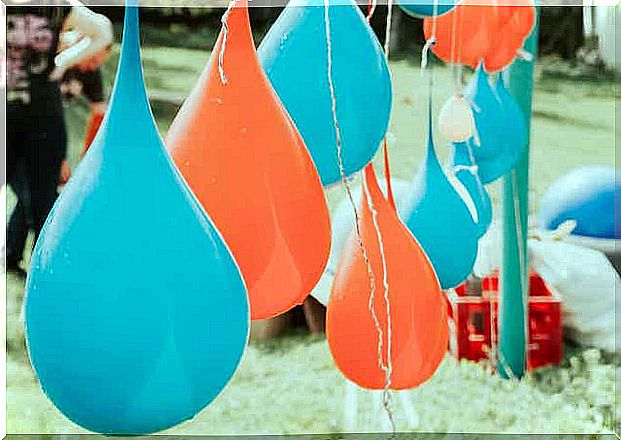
left=166, top=0, right=331, bottom=321
left=424, top=0, right=535, bottom=73
left=327, top=164, right=448, bottom=390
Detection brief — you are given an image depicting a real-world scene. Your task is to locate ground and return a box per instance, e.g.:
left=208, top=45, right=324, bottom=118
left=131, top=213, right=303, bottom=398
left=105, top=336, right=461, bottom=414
left=5, top=41, right=618, bottom=435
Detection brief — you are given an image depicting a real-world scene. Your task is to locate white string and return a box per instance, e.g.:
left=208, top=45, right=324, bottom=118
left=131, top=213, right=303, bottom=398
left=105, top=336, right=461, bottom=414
left=218, top=0, right=236, bottom=85
left=453, top=164, right=478, bottom=174
left=368, top=2, right=397, bottom=432
left=420, top=0, right=439, bottom=74
left=449, top=3, right=459, bottom=92
left=383, top=0, right=395, bottom=60
left=463, top=141, right=487, bottom=206
left=362, top=176, right=395, bottom=432
left=323, top=0, right=380, bottom=395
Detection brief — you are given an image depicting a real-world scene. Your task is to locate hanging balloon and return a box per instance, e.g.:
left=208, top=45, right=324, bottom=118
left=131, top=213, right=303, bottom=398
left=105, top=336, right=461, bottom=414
left=495, top=71, right=528, bottom=166
left=451, top=140, right=492, bottom=237
left=25, top=6, right=249, bottom=435
left=166, top=0, right=331, bottom=321
left=424, top=0, right=535, bottom=73
left=398, top=0, right=455, bottom=18
left=464, top=65, right=505, bottom=161
left=401, top=121, right=479, bottom=289
left=467, top=70, right=529, bottom=184
left=438, top=93, right=475, bottom=143
left=327, top=164, right=448, bottom=390
left=257, top=0, right=392, bottom=186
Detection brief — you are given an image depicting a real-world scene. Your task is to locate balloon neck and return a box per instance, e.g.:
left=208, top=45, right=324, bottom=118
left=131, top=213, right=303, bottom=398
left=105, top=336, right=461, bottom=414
left=425, top=109, right=440, bottom=169
left=102, top=5, right=160, bottom=149
left=108, top=6, right=150, bottom=120
left=476, top=65, right=488, bottom=87
left=426, top=136, right=441, bottom=171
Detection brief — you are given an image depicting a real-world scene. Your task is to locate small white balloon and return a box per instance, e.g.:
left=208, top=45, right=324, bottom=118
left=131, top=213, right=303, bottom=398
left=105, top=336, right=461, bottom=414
left=438, top=94, right=475, bottom=142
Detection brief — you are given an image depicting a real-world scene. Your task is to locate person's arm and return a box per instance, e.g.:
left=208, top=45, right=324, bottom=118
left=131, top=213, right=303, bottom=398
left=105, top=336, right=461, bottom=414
left=50, top=4, right=113, bottom=81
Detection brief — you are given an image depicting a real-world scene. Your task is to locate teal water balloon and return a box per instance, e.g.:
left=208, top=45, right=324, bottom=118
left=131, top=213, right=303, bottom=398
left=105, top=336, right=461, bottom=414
left=24, top=6, right=249, bottom=435
left=464, top=64, right=504, bottom=162
left=398, top=0, right=455, bottom=18
left=451, top=140, right=492, bottom=237
left=257, top=0, right=392, bottom=186
left=401, top=121, right=479, bottom=289
left=472, top=72, right=529, bottom=184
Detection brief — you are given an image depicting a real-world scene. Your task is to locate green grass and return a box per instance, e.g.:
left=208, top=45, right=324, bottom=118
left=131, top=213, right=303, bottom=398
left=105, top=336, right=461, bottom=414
left=6, top=42, right=618, bottom=435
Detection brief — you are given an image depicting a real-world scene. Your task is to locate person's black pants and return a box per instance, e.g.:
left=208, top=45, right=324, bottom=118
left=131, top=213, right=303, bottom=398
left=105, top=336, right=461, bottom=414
left=6, top=110, right=67, bottom=267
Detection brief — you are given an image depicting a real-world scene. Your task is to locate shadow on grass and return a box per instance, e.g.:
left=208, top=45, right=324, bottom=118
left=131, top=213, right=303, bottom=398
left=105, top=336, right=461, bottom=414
left=252, top=328, right=325, bottom=355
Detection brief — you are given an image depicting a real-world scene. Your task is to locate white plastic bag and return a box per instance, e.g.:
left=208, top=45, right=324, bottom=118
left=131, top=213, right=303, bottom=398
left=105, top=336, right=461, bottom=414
left=529, top=226, right=618, bottom=353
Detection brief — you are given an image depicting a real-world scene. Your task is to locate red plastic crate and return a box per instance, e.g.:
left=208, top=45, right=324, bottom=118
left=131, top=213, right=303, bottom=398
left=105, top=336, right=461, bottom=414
left=447, top=271, right=562, bottom=371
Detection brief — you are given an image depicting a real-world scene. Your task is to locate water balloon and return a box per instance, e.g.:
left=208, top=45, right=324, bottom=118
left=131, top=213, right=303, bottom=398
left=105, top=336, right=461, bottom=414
left=398, top=0, right=455, bottom=18
left=401, top=120, right=479, bottom=289
left=495, top=71, right=528, bottom=166
left=424, top=0, right=535, bottom=73
left=464, top=65, right=505, bottom=161
left=469, top=71, right=529, bottom=184
left=327, top=164, right=447, bottom=390
left=25, top=6, right=249, bottom=435
left=257, top=0, right=392, bottom=186
left=438, top=93, right=475, bottom=143
left=539, top=166, right=620, bottom=239
left=166, top=0, right=331, bottom=320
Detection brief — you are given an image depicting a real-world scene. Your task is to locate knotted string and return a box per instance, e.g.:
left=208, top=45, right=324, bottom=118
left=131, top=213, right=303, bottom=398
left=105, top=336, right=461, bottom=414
left=218, top=0, right=236, bottom=85
left=323, top=2, right=380, bottom=410
left=369, top=0, right=397, bottom=433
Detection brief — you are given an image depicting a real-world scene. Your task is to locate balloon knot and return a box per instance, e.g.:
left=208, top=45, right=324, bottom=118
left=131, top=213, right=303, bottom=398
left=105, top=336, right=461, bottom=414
left=517, top=49, right=534, bottom=62
left=219, top=0, right=236, bottom=85
left=420, top=37, right=436, bottom=75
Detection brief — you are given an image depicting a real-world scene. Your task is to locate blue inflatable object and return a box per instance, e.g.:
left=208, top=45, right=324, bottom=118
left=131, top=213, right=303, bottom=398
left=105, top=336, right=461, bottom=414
left=24, top=6, right=249, bottom=435
left=496, top=72, right=527, bottom=165
left=452, top=140, right=493, bottom=237
left=475, top=72, right=528, bottom=184
left=398, top=0, right=455, bottom=18
left=401, top=119, right=479, bottom=289
left=464, top=65, right=505, bottom=163
left=539, top=166, right=620, bottom=239
left=466, top=67, right=528, bottom=184
left=258, top=0, right=392, bottom=186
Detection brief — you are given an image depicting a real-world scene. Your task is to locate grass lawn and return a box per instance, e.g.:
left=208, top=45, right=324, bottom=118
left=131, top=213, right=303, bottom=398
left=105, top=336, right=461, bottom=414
left=5, top=40, right=618, bottom=435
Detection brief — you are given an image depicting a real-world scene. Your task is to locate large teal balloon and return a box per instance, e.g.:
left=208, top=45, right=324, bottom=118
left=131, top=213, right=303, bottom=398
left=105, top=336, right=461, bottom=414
left=398, top=0, right=455, bottom=18
left=258, top=0, right=392, bottom=186
left=401, top=122, right=479, bottom=289
left=24, top=6, right=249, bottom=435
left=451, top=140, right=493, bottom=237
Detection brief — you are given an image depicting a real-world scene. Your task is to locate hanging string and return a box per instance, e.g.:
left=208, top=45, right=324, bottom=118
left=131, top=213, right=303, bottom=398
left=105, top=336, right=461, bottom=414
left=218, top=0, right=236, bottom=85
left=449, top=1, right=459, bottom=92
left=420, top=0, right=439, bottom=73
left=373, top=0, right=398, bottom=433
left=362, top=174, right=395, bottom=434
left=323, top=0, right=380, bottom=401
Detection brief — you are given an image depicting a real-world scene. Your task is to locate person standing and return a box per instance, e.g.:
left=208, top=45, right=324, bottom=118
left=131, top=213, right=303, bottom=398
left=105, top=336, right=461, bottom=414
left=5, top=2, right=113, bottom=276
